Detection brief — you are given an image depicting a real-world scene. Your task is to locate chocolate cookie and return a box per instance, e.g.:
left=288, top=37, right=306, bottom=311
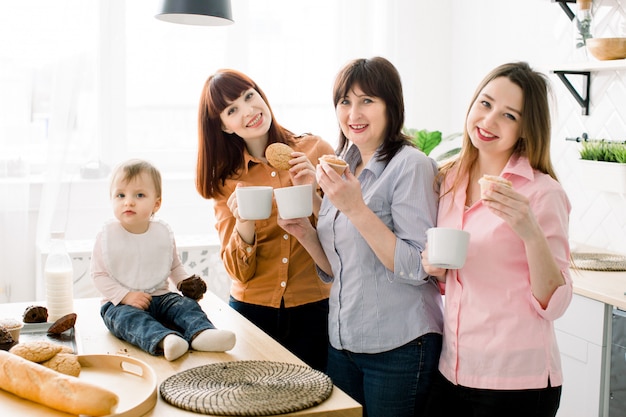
left=23, top=305, right=49, bottom=323
left=265, top=143, right=294, bottom=170
left=47, top=313, right=77, bottom=334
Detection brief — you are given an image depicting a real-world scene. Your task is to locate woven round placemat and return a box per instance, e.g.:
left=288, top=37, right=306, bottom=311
left=159, top=360, right=333, bottom=416
left=571, top=252, right=626, bottom=271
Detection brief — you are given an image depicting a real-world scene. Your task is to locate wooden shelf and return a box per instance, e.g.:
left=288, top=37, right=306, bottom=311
left=554, top=59, right=626, bottom=72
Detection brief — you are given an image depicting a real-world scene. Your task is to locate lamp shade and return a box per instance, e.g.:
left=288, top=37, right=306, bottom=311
left=155, top=0, right=234, bottom=26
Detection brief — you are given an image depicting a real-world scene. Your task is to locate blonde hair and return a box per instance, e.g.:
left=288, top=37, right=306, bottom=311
left=110, top=159, right=162, bottom=198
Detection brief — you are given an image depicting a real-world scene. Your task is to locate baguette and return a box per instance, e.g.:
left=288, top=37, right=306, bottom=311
left=0, top=350, right=118, bottom=416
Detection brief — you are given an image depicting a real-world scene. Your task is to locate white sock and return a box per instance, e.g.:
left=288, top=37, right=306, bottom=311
left=162, top=334, right=188, bottom=361
left=191, top=329, right=236, bottom=352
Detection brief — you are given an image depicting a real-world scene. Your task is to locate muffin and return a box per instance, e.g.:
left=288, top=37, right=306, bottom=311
left=319, top=155, right=348, bottom=175
left=23, top=305, right=48, bottom=323
left=0, top=318, right=23, bottom=343
left=0, top=326, right=16, bottom=351
left=478, top=175, right=512, bottom=199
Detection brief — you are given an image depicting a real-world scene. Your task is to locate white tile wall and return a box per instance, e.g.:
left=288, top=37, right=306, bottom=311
left=552, top=0, right=626, bottom=254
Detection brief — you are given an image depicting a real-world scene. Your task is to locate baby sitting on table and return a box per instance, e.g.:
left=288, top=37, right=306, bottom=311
left=90, top=159, right=236, bottom=361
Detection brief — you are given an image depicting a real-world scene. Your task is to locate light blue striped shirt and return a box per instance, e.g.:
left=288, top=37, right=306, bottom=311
left=317, top=144, right=443, bottom=353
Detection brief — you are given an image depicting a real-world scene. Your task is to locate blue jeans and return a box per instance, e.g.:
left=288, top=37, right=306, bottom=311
left=100, top=292, right=216, bottom=356
left=327, top=332, right=442, bottom=417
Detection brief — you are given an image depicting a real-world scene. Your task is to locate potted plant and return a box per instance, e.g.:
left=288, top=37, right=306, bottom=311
left=403, top=128, right=462, bottom=163
left=578, top=140, right=626, bottom=194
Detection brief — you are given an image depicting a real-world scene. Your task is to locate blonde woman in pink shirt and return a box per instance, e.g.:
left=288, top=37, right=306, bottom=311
left=422, top=62, right=572, bottom=417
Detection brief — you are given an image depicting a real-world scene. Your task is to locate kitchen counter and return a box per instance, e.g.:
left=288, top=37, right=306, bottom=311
left=0, top=292, right=362, bottom=417
left=571, top=267, right=626, bottom=310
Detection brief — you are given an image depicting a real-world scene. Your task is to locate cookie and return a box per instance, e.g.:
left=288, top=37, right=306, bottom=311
left=41, top=353, right=81, bottom=377
left=23, top=305, right=48, bottom=323
left=10, top=340, right=63, bottom=362
left=265, top=143, right=294, bottom=170
left=47, top=313, right=77, bottom=334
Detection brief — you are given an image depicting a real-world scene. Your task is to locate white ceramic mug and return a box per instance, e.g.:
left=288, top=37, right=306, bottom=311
left=235, top=186, right=273, bottom=220
left=427, top=227, right=470, bottom=269
left=274, top=184, right=313, bottom=219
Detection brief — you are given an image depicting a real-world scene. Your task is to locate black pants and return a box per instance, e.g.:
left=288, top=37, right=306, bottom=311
left=424, top=371, right=562, bottom=417
left=229, top=296, right=329, bottom=371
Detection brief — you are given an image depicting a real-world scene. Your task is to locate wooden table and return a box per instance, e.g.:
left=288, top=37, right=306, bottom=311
left=0, top=292, right=362, bottom=417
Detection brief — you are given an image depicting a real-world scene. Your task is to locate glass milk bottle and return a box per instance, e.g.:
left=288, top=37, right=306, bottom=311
left=44, top=232, right=74, bottom=321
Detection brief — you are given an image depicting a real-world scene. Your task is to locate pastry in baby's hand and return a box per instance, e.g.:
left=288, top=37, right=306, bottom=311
left=319, top=154, right=348, bottom=175
left=265, top=143, right=295, bottom=170
left=478, top=175, right=512, bottom=199
left=178, top=274, right=207, bottom=301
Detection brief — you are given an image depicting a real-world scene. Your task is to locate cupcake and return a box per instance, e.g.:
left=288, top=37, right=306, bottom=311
left=0, top=326, right=16, bottom=351
left=478, top=175, right=512, bottom=200
left=0, top=318, right=23, bottom=345
left=319, top=155, right=348, bottom=175
left=0, top=318, right=23, bottom=342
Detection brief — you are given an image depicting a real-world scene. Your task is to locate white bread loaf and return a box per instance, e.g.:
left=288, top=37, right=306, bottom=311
left=0, top=350, right=118, bottom=416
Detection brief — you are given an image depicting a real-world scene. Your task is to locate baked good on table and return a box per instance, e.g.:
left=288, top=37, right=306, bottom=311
left=319, top=154, right=348, bottom=175
left=0, top=326, right=16, bottom=351
left=47, top=312, right=77, bottom=334
left=0, top=350, right=118, bottom=416
left=478, top=174, right=512, bottom=199
left=22, top=305, right=48, bottom=323
left=10, top=340, right=63, bottom=362
left=41, top=352, right=81, bottom=377
left=265, top=143, right=294, bottom=170
left=10, top=340, right=79, bottom=376
left=0, top=318, right=23, bottom=343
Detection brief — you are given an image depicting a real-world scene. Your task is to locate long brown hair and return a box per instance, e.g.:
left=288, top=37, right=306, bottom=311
left=440, top=62, right=558, bottom=196
left=195, top=69, right=294, bottom=199
left=332, top=56, right=413, bottom=163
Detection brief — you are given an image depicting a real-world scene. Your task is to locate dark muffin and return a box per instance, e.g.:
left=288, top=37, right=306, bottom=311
left=0, top=326, right=16, bottom=351
left=23, top=305, right=49, bottom=323
left=47, top=313, right=77, bottom=334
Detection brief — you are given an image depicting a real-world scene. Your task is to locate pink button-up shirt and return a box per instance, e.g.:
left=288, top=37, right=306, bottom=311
left=437, top=154, right=572, bottom=390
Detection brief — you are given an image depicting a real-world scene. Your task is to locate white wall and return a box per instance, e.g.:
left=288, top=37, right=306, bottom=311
left=3, top=0, right=626, bottom=303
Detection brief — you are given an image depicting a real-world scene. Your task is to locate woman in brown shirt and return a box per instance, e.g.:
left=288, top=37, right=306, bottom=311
left=195, top=69, right=333, bottom=371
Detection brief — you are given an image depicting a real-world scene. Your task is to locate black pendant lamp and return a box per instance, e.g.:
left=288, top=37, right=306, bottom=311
left=155, top=0, right=234, bottom=26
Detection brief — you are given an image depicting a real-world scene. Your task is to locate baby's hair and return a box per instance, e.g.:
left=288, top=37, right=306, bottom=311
left=110, top=159, right=162, bottom=198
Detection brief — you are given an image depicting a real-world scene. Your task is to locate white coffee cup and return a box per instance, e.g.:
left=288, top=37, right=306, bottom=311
left=274, top=184, right=313, bottom=219
left=427, top=227, right=470, bottom=269
left=236, top=186, right=273, bottom=220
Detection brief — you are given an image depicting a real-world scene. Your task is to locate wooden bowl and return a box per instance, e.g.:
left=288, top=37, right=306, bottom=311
left=586, top=37, right=626, bottom=61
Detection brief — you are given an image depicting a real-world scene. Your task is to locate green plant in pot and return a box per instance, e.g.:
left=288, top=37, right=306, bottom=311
left=579, top=141, right=626, bottom=163
left=403, top=128, right=462, bottom=163
left=577, top=140, right=626, bottom=194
